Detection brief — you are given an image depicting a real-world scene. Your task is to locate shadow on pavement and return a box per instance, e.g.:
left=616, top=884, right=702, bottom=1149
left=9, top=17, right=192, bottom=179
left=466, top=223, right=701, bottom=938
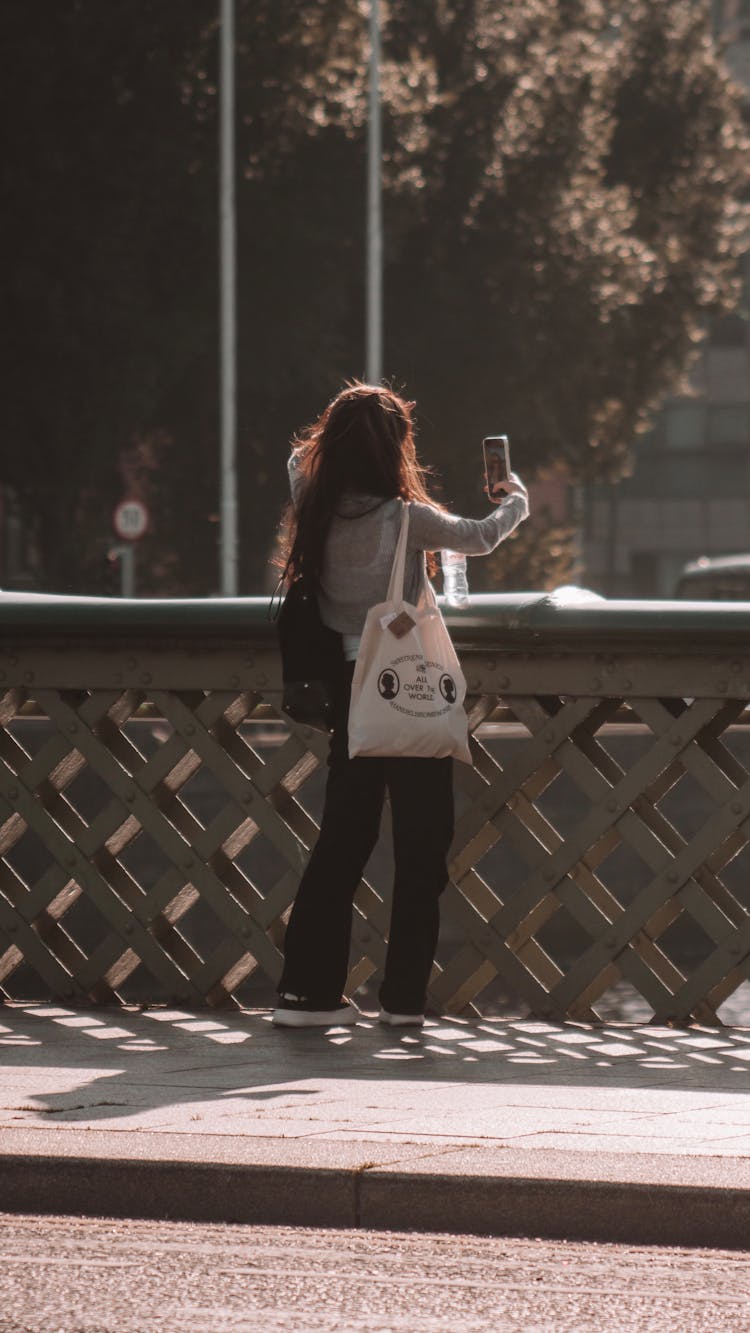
left=0, top=1002, right=748, bottom=1129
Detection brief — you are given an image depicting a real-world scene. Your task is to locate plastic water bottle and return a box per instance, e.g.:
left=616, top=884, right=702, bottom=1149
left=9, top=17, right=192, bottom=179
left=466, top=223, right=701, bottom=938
left=441, top=550, right=469, bottom=607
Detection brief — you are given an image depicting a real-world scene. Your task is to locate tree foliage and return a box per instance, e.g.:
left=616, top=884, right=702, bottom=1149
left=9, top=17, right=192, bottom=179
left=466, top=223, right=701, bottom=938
left=1, top=0, right=746, bottom=593
left=381, top=2, right=747, bottom=490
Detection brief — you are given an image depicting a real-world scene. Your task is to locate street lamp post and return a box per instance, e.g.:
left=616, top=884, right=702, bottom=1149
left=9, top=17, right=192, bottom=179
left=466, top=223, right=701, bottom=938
left=366, top=0, right=382, bottom=384
left=219, top=0, right=238, bottom=596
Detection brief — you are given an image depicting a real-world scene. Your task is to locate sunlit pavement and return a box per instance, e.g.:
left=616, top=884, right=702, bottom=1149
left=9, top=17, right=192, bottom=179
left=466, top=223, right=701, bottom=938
left=1, top=1002, right=749, bottom=1247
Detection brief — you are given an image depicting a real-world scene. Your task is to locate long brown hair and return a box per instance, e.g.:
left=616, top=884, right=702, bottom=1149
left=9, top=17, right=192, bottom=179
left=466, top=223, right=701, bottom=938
left=279, top=382, right=440, bottom=583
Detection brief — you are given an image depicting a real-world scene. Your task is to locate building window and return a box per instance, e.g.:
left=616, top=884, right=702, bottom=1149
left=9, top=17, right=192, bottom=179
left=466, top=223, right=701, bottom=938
left=711, top=312, right=748, bottom=346
left=709, top=405, right=750, bottom=446
left=663, top=404, right=707, bottom=451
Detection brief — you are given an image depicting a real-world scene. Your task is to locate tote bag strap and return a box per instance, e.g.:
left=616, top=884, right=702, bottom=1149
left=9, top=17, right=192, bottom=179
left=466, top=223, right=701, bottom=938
left=418, top=552, right=439, bottom=610
left=385, top=501, right=411, bottom=603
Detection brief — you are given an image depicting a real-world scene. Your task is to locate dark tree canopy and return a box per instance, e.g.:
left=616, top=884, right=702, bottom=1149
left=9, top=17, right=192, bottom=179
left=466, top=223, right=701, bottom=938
left=1, top=0, right=746, bottom=593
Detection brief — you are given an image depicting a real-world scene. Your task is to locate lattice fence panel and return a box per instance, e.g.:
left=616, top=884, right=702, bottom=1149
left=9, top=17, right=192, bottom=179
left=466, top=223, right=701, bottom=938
left=1, top=643, right=750, bottom=1022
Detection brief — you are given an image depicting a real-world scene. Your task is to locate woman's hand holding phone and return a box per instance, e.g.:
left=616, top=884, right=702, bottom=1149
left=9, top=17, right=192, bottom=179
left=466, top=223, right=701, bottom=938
left=482, top=434, right=527, bottom=504
left=486, top=470, right=527, bottom=504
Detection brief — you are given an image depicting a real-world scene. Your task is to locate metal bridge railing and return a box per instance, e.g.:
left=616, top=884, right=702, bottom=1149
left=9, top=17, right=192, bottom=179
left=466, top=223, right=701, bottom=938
left=2, top=591, right=750, bottom=1024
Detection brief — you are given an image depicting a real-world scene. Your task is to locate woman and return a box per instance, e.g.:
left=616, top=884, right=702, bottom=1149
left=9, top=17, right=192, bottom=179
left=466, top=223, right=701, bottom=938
left=273, top=382, right=528, bottom=1028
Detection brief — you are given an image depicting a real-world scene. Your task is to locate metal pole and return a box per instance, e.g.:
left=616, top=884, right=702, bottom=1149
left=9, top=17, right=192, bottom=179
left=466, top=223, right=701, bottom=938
left=109, top=545, right=136, bottom=598
left=366, top=0, right=383, bottom=383
left=219, top=0, right=238, bottom=595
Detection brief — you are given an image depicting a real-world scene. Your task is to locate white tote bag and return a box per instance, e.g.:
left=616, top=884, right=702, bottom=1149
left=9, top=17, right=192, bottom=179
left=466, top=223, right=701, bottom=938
left=348, top=503, right=472, bottom=763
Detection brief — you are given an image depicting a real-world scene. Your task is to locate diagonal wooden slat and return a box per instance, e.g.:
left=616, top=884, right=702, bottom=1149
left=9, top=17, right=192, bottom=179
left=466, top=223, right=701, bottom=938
left=550, top=771, right=750, bottom=1016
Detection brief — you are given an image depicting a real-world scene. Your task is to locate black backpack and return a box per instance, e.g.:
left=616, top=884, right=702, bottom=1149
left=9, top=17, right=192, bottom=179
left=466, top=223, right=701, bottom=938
left=273, top=574, right=344, bottom=733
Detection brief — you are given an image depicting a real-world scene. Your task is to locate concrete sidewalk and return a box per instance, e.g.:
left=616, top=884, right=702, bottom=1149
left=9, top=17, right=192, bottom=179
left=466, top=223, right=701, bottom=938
left=2, top=1002, right=750, bottom=1248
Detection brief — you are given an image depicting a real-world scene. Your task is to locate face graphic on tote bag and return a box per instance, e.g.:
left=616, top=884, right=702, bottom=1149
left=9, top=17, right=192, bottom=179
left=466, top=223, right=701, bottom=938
left=376, top=655, right=456, bottom=718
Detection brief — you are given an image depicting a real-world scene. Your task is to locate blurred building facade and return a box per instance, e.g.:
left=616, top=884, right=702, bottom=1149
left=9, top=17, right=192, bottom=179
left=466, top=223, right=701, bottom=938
left=583, top=0, right=750, bottom=598
left=0, top=486, right=38, bottom=591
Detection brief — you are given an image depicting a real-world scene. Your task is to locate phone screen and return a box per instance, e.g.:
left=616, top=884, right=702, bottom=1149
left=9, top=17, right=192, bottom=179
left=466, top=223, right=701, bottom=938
left=483, top=436, right=511, bottom=499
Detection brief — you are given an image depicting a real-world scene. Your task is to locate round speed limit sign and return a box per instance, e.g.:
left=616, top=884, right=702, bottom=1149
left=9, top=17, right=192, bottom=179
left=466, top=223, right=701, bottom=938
left=113, top=498, right=150, bottom=542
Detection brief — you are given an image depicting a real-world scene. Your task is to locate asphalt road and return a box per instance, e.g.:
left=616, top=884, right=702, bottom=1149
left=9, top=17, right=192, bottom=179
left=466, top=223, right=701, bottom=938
left=1, top=1213, right=749, bottom=1332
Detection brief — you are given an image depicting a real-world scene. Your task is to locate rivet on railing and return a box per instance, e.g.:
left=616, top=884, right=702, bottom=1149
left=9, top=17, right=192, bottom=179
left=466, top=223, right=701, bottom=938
left=125, top=789, right=136, bottom=804
left=7, top=786, right=18, bottom=799
left=23, top=671, right=34, bottom=683
left=141, top=672, right=152, bottom=685
left=731, top=801, right=743, bottom=815
left=229, top=675, right=240, bottom=688
left=667, top=869, right=679, bottom=883
left=670, top=734, right=683, bottom=746
left=67, top=721, right=78, bottom=734
left=544, top=729, right=556, bottom=744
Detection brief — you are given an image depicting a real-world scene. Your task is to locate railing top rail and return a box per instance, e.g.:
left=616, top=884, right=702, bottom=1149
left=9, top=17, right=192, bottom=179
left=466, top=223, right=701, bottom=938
left=2, top=590, right=750, bottom=649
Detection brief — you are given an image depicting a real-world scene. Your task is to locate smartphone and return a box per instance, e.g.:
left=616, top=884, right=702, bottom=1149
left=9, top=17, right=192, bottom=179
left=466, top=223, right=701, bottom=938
left=483, top=435, right=511, bottom=499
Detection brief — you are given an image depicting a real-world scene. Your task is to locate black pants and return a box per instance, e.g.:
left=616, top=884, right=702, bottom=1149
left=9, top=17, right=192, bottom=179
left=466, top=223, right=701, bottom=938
left=278, top=663, right=455, bottom=1013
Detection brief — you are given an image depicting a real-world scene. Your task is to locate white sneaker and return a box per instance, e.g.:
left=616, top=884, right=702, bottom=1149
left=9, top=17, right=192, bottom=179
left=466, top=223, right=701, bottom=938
left=378, top=1009, right=424, bottom=1028
left=272, top=993, right=358, bottom=1028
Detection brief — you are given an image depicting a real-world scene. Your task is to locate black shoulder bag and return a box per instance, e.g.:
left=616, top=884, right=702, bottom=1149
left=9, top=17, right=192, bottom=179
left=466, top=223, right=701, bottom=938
left=271, top=574, right=344, bottom=733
